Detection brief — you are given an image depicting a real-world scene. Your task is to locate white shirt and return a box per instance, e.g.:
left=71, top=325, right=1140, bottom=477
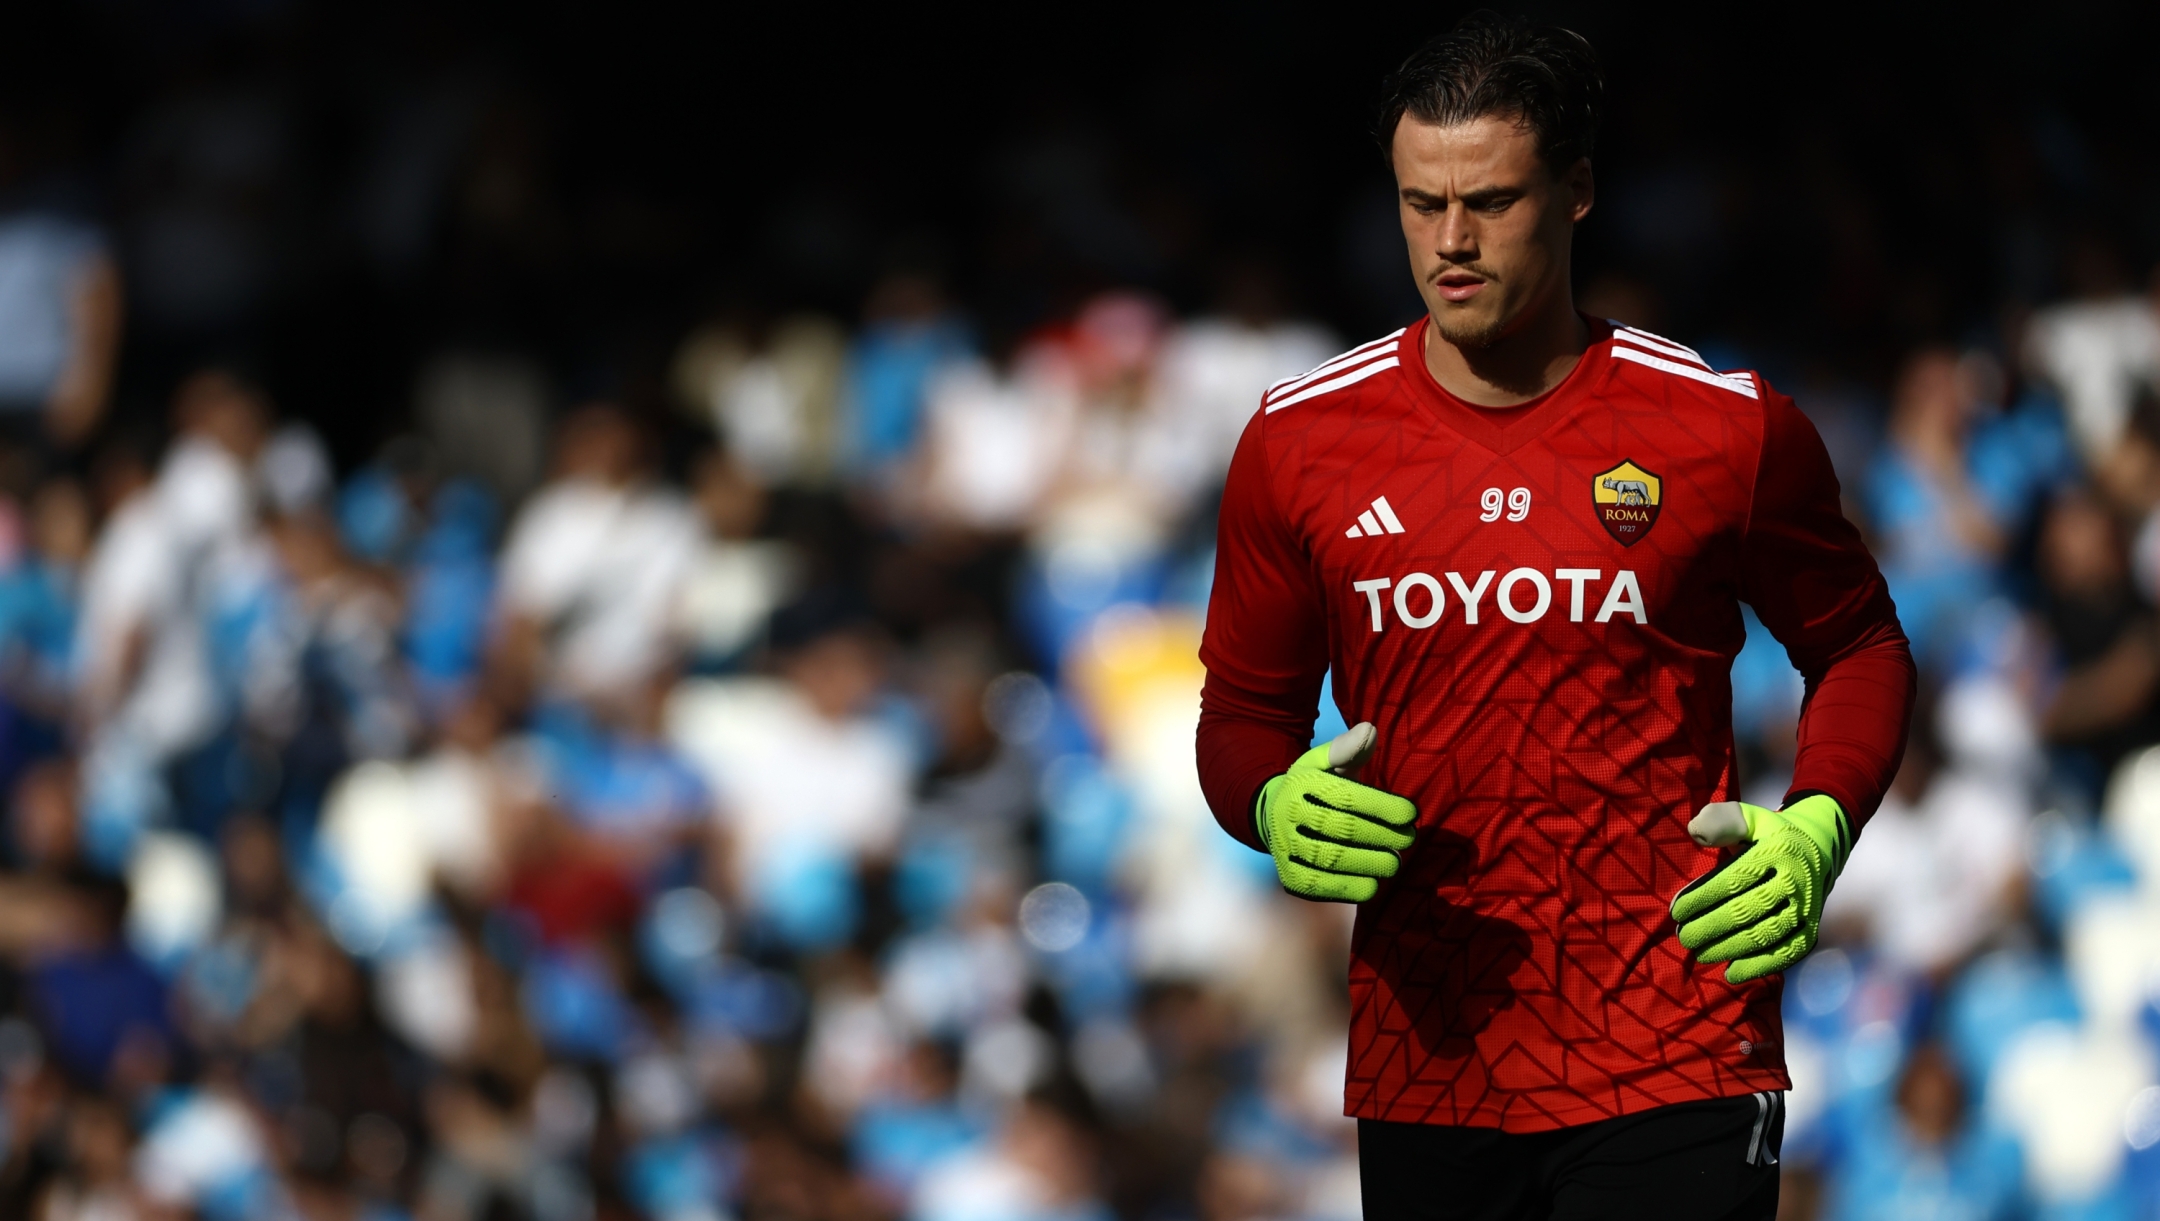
left=1828, top=768, right=2029, bottom=973
left=665, top=676, right=910, bottom=892
left=910, top=1148, right=1055, bottom=1221
left=156, top=435, right=255, bottom=556
left=675, top=538, right=797, bottom=659
left=78, top=495, right=209, bottom=755
left=2025, top=295, right=2160, bottom=461
left=918, top=358, right=1077, bottom=531
left=498, top=478, right=701, bottom=699
left=1145, top=316, right=1336, bottom=505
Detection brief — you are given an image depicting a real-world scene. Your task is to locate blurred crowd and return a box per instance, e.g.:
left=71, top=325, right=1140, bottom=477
left=0, top=209, right=1377, bottom=1220
left=1724, top=272, right=2160, bottom=1221
left=2, top=7, right=2160, bottom=1221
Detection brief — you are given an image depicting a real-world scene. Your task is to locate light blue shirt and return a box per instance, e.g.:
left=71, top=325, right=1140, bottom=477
left=0, top=213, right=103, bottom=406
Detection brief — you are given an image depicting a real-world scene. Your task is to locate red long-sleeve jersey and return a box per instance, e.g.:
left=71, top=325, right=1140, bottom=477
left=1197, top=315, right=1914, bottom=1132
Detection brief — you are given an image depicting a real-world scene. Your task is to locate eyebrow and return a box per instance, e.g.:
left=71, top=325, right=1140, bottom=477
left=1399, top=185, right=1524, bottom=205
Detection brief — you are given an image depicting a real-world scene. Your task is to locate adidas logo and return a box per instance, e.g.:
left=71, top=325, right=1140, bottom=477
left=1345, top=496, right=1407, bottom=539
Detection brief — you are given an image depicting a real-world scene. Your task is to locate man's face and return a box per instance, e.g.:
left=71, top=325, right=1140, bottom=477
left=1392, top=114, right=1593, bottom=348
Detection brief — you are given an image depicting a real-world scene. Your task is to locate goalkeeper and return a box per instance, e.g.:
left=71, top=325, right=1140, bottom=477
left=1196, top=13, right=1914, bottom=1218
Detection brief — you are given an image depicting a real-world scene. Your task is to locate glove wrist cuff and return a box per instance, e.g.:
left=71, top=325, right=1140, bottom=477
left=1254, top=776, right=1280, bottom=849
left=1779, top=792, right=1852, bottom=876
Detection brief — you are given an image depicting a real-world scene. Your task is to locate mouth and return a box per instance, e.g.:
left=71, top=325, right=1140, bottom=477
left=1433, top=271, right=1488, bottom=303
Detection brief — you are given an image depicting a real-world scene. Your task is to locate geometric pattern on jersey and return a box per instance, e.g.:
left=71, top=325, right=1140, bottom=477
left=1202, top=314, right=1903, bottom=1131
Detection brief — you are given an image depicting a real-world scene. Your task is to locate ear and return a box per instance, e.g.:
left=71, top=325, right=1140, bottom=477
left=1565, top=157, right=1595, bottom=223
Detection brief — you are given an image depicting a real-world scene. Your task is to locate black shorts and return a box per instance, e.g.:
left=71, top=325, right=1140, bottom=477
left=1359, top=1092, right=1785, bottom=1221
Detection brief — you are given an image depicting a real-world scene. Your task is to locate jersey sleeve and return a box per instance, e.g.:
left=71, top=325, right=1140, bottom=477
left=1741, top=387, right=1917, bottom=828
left=1197, top=410, right=1329, bottom=851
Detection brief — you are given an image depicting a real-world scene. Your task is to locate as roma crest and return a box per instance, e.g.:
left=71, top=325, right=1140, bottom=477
left=1592, top=460, right=1662, bottom=546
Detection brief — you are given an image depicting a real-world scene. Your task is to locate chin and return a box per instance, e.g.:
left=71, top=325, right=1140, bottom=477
left=1432, top=309, right=1510, bottom=350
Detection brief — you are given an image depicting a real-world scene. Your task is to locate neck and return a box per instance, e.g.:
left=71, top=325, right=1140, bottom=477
left=1422, top=288, right=1590, bottom=407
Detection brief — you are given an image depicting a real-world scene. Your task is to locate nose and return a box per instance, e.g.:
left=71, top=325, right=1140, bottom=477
left=1436, top=203, right=1478, bottom=264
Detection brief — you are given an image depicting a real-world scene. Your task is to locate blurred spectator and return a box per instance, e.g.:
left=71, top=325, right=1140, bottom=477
left=78, top=372, right=266, bottom=767
left=2037, top=487, right=2160, bottom=773
left=674, top=447, right=797, bottom=669
left=852, top=1038, right=981, bottom=1204
left=906, top=627, right=1038, bottom=890
left=338, top=439, right=504, bottom=715
left=844, top=272, right=976, bottom=485
left=911, top=1086, right=1110, bottom=1221
left=2025, top=262, right=2160, bottom=464
left=494, top=403, right=700, bottom=712
left=0, top=199, right=119, bottom=457
left=1963, top=348, right=2077, bottom=538
left=1049, top=293, right=1177, bottom=519
left=669, top=600, right=912, bottom=951
left=1821, top=1044, right=2021, bottom=1221
left=26, top=872, right=174, bottom=1090
left=40, top=1092, right=149, bottom=1219
left=910, top=338, right=1079, bottom=534
left=1145, top=263, right=1335, bottom=518
left=673, top=312, right=849, bottom=488
left=11, top=759, right=81, bottom=875
left=248, top=509, right=416, bottom=776
left=414, top=353, right=551, bottom=506
left=1867, top=349, right=2008, bottom=663
left=0, top=474, right=91, bottom=727
left=1825, top=704, right=2029, bottom=977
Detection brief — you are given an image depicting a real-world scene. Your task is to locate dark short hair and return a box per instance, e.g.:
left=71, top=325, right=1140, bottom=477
left=1377, top=12, right=1604, bottom=173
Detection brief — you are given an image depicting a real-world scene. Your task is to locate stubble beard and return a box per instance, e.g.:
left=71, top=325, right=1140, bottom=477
left=1432, top=307, right=1510, bottom=351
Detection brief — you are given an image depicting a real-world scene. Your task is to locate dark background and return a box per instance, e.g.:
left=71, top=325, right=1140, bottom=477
left=9, top=1, right=2160, bottom=464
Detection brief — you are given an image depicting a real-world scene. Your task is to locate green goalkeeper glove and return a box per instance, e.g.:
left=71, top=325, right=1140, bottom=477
left=1254, top=723, right=1418, bottom=903
left=1670, top=794, right=1852, bottom=985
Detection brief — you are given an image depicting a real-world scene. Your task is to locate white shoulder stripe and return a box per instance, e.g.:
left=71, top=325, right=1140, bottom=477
left=1320, top=327, right=1406, bottom=367
left=1263, top=332, right=1401, bottom=402
left=1613, top=326, right=1709, bottom=367
left=1263, top=329, right=1404, bottom=404
left=1611, top=346, right=1758, bottom=399
left=1265, top=357, right=1400, bottom=413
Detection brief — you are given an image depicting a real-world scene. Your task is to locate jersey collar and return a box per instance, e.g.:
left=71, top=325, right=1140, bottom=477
left=1400, top=313, right=1617, bottom=456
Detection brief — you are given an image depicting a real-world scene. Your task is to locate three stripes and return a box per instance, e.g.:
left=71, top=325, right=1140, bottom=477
left=1609, top=326, right=1759, bottom=399
left=1344, top=496, right=1406, bottom=539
